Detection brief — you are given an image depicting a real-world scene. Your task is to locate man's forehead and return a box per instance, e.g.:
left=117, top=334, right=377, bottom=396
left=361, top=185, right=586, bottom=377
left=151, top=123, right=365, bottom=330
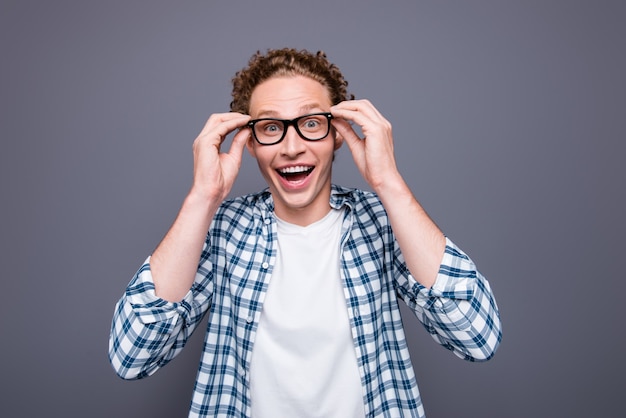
left=255, top=103, right=325, bottom=119
left=249, top=76, right=332, bottom=117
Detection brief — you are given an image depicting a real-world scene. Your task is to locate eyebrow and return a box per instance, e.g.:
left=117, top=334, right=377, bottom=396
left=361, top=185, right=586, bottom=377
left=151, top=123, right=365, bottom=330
left=255, top=103, right=324, bottom=119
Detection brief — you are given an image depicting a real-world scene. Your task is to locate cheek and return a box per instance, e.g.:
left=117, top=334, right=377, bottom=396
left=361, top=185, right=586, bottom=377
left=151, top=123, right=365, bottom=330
left=319, top=140, right=339, bottom=159
left=250, top=148, right=276, bottom=172
left=253, top=156, right=274, bottom=185
left=246, top=142, right=276, bottom=167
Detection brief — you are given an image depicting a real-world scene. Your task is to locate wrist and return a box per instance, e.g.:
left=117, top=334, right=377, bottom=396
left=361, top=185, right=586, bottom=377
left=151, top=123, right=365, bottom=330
left=371, top=170, right=408, bottom=198
left=182, top=188, right=222, bottom=220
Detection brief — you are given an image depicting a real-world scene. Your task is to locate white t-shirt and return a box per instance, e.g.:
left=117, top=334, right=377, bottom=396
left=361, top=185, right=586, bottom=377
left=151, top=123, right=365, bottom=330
left=249, top=208, right=365, bottom=418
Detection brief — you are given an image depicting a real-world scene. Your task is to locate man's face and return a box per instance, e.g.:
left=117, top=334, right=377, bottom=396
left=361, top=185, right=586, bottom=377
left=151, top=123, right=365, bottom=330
left=246, top=75, right=343, bottom=226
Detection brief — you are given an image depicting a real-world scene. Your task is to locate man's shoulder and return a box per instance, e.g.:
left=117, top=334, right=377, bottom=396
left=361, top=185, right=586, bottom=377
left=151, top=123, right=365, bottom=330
left=331, top=184, right=384, bottom=211
left=215, top=189, right=272, bottom=220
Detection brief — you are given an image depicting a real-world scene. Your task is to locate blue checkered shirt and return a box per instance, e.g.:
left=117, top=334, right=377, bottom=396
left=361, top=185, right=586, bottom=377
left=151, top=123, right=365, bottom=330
left=109, top=185, right=501, bottom=417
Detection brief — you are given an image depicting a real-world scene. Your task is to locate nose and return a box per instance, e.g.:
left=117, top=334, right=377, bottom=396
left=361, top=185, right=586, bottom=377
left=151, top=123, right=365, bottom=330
left=280, top=124, right=306, bottom=156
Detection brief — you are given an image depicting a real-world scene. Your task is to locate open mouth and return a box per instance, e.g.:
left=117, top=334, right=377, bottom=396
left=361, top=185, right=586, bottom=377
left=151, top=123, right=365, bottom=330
left=277, top=165, right=314, bottom=182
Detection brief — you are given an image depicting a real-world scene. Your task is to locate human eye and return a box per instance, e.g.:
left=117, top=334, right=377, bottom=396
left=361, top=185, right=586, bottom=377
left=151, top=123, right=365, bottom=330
left=299, top=115, right=324, bottom=131
left=258, top=120, right=283, bottom=136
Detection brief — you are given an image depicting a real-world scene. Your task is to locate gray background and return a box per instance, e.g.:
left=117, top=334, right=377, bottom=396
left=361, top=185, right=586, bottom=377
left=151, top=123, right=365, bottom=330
left=1, top=0, right=624, bottom=417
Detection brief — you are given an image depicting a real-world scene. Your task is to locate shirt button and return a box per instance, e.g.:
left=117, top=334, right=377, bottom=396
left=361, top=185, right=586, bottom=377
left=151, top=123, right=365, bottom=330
left=246, top=315, right=254, bottom=324
left=262, top=262, right=269, bottom=269
left=353, top=308, right=360, bottom=318
left=264, top=218, right=271, bottom=225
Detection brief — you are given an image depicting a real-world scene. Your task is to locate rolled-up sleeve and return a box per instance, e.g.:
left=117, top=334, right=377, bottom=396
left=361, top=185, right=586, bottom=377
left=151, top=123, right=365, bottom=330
left=401, top=238, right=502, bottom=361
left=108, top=256, right=212, bottom=380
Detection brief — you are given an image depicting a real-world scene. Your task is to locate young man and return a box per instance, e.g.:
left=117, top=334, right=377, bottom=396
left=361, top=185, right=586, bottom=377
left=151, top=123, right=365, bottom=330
left=109, top=48, right=501, bottom=417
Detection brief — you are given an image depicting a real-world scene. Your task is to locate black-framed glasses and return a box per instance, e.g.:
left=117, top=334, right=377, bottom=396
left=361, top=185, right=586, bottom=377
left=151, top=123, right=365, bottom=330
left=247, top=112, right=333, bottom=145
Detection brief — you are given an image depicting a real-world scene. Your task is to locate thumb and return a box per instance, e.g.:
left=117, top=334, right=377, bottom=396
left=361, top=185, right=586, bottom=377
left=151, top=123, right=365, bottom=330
left=227, top=128, right=250, bottom=165
left=332, top=119, right=362, bottom=150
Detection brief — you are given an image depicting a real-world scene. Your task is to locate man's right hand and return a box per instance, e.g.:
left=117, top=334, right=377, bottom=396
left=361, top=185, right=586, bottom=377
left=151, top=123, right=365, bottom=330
left=190, top=112, right=252, bottom=203
left=150, top=112, right=251, bottom=302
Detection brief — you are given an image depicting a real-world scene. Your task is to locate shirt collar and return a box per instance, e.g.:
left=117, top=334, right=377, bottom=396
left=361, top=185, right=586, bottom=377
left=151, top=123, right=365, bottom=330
left=330, top=184, right=356, bottom=211
left=255, top=184, right=357, bottom=214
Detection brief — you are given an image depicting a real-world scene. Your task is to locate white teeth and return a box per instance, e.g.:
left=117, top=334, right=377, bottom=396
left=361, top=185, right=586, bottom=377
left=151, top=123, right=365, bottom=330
left=279, top=166, right=311, bottom=174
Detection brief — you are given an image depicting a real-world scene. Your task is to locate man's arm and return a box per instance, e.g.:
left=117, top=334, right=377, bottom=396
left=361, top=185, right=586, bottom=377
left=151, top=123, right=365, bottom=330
left=371, top=174, right=445, bottom=289
left=108, top=113, right=252, bottom=378
left=331, top=100, right=444, bottom=288
left=332, top=100, right=501, bottom=360
left=150, top=112, right=251, bottom=301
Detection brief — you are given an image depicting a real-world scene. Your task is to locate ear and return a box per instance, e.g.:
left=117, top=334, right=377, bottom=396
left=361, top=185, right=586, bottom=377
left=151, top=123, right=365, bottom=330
left=245, top=135, right=257, bottom=158
left=332, top=129, right=344, bottom=151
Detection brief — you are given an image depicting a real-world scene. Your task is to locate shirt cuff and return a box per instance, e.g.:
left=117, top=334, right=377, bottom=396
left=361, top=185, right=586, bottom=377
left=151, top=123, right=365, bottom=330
left=125, top=256, right=195, bottom=325
left=413, top=237, right=477, bottom=309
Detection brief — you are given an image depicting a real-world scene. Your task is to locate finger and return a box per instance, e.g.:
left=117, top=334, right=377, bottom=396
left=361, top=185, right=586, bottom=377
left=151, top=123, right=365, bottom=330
left=198, top=112, right=251, bottom=142
left=332, top=118, right=365, bottom=162
left=331, top=112, right=377, bottom=138
left=332, top=118, right=361, bottom=144
left=331, top=99, right=382, bottom=122
left=227, top=127, right=250, bottom=163
left=332, top=101, right=392, bottom=144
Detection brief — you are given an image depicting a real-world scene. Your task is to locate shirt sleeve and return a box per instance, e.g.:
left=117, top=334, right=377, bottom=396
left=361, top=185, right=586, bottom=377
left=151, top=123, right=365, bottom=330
left=108, top=255, right=213, bottom=380
left=397, top=237, right=502, bottom=362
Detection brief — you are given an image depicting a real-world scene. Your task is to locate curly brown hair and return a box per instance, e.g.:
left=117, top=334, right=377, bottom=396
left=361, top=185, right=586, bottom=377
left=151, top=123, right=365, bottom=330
left=230, top=48, right=354, bottom=114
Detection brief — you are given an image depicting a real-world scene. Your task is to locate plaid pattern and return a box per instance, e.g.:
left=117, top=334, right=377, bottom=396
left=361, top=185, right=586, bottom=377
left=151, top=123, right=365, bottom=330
left=109, top=185, right=501, bottom=417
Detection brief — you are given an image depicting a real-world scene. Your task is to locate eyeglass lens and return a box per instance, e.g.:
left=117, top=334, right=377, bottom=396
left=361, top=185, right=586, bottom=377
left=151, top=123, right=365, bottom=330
left=251, top=113, right=331, bottom=144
